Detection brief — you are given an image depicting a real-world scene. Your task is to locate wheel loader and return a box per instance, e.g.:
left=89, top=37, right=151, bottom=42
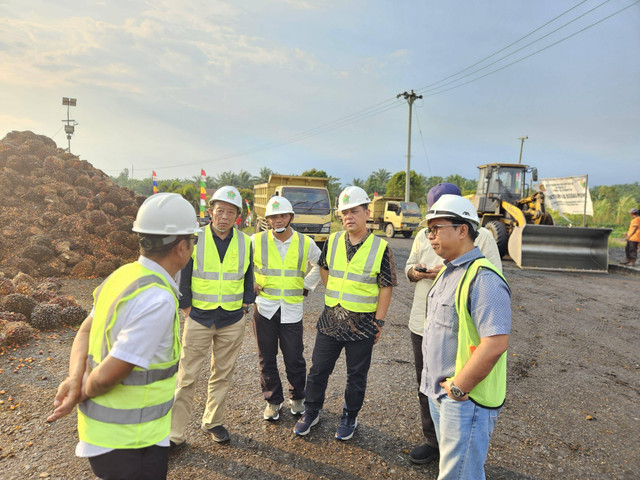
left=468, top=163, right=611, bottom=272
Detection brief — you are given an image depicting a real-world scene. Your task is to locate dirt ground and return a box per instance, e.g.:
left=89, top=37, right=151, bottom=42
left=0, top=241, right=638, bottom=480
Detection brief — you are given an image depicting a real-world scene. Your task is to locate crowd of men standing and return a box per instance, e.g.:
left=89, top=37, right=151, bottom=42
left=47, top=182, right=511, bottom=480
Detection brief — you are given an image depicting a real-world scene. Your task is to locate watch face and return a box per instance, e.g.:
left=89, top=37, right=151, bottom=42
left=451, top=386, right=464, bottom=398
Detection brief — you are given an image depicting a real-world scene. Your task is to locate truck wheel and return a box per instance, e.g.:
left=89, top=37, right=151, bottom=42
left=402, top=231, right=412, bottom=239
left=486, top=221, right=508, bottom=258
left=385, top=223, right=395, bottom=238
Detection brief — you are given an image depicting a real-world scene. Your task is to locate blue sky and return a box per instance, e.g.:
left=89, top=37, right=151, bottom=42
left=1, top=0, right=638, bottom=187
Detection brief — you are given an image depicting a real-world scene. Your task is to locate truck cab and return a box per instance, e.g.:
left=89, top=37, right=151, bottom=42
left=368, top=196, right=422, bottom=238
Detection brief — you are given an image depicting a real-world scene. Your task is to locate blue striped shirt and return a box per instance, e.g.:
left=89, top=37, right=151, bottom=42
left=420, top=247, right=511, bottom=399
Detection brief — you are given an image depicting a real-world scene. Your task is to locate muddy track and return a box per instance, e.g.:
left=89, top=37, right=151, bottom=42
left=0, top=241, right=638, bottom=479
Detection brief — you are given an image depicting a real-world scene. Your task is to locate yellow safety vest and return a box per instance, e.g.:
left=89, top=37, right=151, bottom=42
left=191, top=226, right=251, bottom=311
left=433, top=257, right=510, bottom=408
left=325, top=231, right=386, bottom=313
left=77, top=262, right=180, bottom=449
left=254, top=230, right=310, bottom=304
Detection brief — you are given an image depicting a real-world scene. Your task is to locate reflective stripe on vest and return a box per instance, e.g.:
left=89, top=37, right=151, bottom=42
left=254, top=230, right=309, bottom=303
left=324, top=231, right=386, bottom=312
left=191, top=226, right=250, bottom=310
left=432, top=257, right=510, bottom=408
left=78, top=262, right=180, bottom=449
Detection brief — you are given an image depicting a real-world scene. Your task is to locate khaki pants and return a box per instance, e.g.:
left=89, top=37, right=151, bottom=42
left=170, top=317, right=245, bottom=443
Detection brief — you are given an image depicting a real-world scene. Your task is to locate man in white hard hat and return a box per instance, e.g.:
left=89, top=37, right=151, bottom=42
left=420, top=194, right=511, bottom=480
left=404, top=183, right=502, bottom=465
left=170, top=185, right=255, bottom=447
left=294, top=186, right=397, bottom=441
left=251, top=196, right=322, bottom=421
left=47, top=192, right=201, bottom=480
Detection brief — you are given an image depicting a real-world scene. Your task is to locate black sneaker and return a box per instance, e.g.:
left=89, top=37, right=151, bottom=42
left=201, top=424, right=230, bottom=443
left=335, top=413, right=357, bottom=441
left=294, top=410, right=319, bottom=436
left=409, top=443, right=439, bottom=464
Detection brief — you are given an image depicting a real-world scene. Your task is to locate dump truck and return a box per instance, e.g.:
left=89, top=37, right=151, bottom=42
left=253, top=174, right=332, bottom=244
left=468, top=163, right=611, bottom=272
left=366, top=196, right=423, bottom=238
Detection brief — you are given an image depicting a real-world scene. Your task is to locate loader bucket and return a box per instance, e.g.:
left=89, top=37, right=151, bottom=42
left=508, top=225, right=612, bottom=272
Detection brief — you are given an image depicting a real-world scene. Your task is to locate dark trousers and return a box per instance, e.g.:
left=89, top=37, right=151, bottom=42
left=305, top=330, right=375, bottom=417
left=625, top=240, right=638, bottom=263
left=253, top=307, right=306, bottom=405
left=411, top=331, right=439, bottom=448
left=88, top=445, right=168, bottom=480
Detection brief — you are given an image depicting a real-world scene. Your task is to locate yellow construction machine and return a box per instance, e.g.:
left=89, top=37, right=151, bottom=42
left=468, top=163, right=611, bottom=272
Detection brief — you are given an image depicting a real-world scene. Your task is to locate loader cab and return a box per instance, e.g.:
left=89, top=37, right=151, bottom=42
left=475, top=163, right=533, bottom=213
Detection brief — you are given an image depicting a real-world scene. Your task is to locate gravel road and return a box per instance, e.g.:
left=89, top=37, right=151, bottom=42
left=1, top=238, right=638, bottom=480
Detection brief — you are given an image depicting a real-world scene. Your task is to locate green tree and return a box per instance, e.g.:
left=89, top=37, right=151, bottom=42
left=253, top=167, right=274, bottom=184
left=301, top=168, right=328, bottom=178
left=352, top=178, right=365, bottom=188
left=385, top=170, right=426, bottom=203
left=364, top=168, right=391, bottom=196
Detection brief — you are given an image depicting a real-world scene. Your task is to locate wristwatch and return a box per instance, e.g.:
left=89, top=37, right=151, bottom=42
left=374, top=318, right=385, bottom=327
left=450, top=382, right=468, bottom=399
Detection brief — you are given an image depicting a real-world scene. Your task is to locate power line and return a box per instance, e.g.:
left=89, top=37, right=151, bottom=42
left=421, top=0, right=639, bottom=98
left=417, top=0, right=615, bottom=96
left=416, top=0, right=594, bottom=93
left=145, top=0, right=638, bottom=171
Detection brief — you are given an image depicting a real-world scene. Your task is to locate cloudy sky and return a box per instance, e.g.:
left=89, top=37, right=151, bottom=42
left=1, top=0, right=638, bottom=187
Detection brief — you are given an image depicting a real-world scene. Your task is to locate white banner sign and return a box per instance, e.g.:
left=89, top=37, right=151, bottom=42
left=534, top=175, right=593, bottom=216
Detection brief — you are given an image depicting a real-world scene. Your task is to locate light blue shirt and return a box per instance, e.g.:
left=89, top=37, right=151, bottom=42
left=420, top=247, right=511, bottom=400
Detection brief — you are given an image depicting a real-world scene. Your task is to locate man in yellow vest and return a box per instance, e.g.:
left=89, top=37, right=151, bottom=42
left=294, top=186, right=396, bottom=440
left=405, top=182, right=502, bottom=465
left=170, top=185, right=255, bottom=448
left=420, top=194, right=511, bottom=480
left=46, top=193, right=201, bottom=480
left=252, top=196, right=321, bottom=421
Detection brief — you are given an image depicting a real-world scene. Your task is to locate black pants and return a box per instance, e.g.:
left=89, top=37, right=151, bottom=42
left=625, top=240, right=638, bottom=263
left=253, top=307, right=306, bottom=405
left=305, top=330, right=375, bottom=417
left=411, top=331, right=439, bottom=448
left=88, top=445, right=168, bottom=480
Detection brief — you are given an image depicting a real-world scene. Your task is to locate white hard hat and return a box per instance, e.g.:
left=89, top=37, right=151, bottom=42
left=337, top=186, right=371, bottom=212
left=265, top=196, right=294, bottom=217
left=425, top=194, right=480, bottom=230
left=132, top=193, right=203, bottom=235
left=210, top=185, right=242, bottom=211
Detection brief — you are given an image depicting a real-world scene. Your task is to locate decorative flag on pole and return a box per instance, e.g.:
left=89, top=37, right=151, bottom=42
left=244, top=198, right=252, bottom=226
left=152, top=171, right=158, bottom=194
left=199, top=169, right=207, bottom=220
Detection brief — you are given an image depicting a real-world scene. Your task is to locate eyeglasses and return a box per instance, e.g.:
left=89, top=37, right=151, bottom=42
left=187, top=236, right=198, bottom=246
left=426, top=224, right=463, bottom=235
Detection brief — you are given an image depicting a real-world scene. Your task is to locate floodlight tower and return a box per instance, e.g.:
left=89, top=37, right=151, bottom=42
left=62, top=97, right=78, bottom=153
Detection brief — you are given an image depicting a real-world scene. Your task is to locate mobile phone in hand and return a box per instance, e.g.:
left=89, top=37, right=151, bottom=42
left=415, top=266, right=427, bottom=273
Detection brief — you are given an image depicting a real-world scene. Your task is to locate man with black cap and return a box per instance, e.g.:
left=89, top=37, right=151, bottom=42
left=405, top=183, right=502, bottom=465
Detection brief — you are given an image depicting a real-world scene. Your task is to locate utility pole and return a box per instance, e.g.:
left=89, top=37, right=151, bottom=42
left=397, top=90, right=422, bottom=202
left=61, top=97, right=78, bottom=154
left=517, top=136, right=528, bottom=164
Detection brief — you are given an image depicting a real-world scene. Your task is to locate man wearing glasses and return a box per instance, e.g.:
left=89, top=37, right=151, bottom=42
left=170, top=185, right=255, bottom=448
left=47, top=193, right=201, bottom=480
left=420, top=194, right=510, bottom=479
left=404, top=183, right=501, bottom=466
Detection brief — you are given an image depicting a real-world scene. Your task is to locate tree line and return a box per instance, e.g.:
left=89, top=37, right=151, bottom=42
left=110, top=169, right=639, bottom=229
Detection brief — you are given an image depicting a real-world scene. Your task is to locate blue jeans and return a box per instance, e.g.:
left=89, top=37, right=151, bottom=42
left=305, top=331, right=375, bottom=416
left=429, top=395, right=501, bottom=480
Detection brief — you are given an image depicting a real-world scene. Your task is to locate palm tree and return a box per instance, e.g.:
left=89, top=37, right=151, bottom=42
left=253, top=167, right=274, bottom=184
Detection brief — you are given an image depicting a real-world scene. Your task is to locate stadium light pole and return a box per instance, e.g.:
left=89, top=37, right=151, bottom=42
left=62, top=97, right=78, bottom=154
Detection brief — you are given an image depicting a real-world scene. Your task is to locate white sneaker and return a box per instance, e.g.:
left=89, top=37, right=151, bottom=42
left=290, top=399, right=305, bottom=415
left=263, top=402, right=281, bottom=421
